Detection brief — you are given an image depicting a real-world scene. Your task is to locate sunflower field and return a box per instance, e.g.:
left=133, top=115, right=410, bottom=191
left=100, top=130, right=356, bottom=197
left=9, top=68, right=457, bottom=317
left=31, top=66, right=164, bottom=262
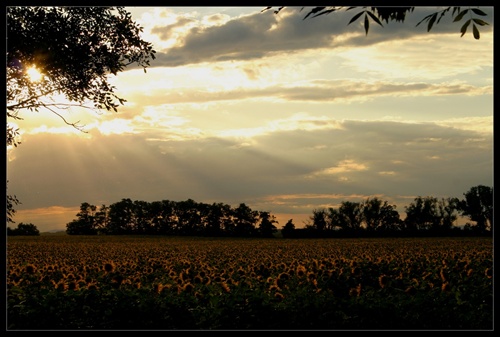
left=6, top=236, right=493, bottom=330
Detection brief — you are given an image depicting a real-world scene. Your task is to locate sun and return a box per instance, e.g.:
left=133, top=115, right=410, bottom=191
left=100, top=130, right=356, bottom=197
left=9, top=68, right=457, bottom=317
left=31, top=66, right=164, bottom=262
left=26, top=66, right=43, bottom=82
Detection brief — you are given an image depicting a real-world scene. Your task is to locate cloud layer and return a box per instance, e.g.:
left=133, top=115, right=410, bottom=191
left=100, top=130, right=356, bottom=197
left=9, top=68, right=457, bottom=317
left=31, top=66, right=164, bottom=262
left=7, top=6, right=493, bottom=232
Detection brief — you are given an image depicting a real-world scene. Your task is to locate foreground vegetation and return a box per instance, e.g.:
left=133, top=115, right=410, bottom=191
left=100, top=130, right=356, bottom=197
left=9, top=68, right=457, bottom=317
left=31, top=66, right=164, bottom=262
left=7, top=236, right=492, bottom=330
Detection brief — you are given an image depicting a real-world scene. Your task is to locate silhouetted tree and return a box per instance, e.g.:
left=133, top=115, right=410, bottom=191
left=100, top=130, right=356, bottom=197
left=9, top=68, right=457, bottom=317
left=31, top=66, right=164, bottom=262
left=362, top=197, right=401, bottom=234
left=258, top=211, right=278, bottom=238
left=233, top=203, right=259, bottom=237
left=404, top=196, right=443, bottom=234
left=7, top=6, right=156, bottom=222
left=217, top=203, right=236, bottom=237
left=280, top=219, right=296, bottom=238
left=7, top=7, right=156, bottom=134
left=458, top=185, right=493, bottom=234
left=310, top=208, right=328, bottom=233
left=198, top=202, right=223, bottom=237
left=66, top=202, right=98, bottom=235
left=149, top=200, right=176, bottom=235
left=6, top=182, right=20, bottom=224
left=436, top=197, right=460, bottom=234
left=94, top=204, right=110, bottom=234
left=106, top=198, right=136, bottom=234
left=132, top=200, right=154, bottom=234
left=337, top=201, right=363, bottom=234
left=175, top=199, right=202, bottom=236
left=326, top=208, right=342, bottom=232
left=7, top=222, right=40, bottom=236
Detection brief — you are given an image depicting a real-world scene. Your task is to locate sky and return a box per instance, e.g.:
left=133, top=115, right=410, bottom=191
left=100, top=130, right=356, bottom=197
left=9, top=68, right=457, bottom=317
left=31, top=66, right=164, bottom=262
left=6, top=6, right=494, bottom=232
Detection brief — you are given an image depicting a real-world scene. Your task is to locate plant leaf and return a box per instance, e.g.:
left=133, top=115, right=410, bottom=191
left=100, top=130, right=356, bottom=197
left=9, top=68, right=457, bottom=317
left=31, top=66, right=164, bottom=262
left=416, top=13, right=433, bottom=27
left=427, top=13, right=437, bottom=32
left=472, top=23, right=480, bottom=39
left=312, top=9, right=337, bottom=18
left=436, top=7, right=452, bottom=24
left=460, top=19, right=471, bottom=37
left=454, top=9, right=469, bottom=22
left=366, top=10, right=383, bottom=27
left=472, top=18, right=489, bottom=26
left=304, top=7, right=325, bottom=20
left=364, top=13, right=369, bottom=35
left=348, top=11, right=364, bottom=25
left=471, top=8, right=487, bottom=16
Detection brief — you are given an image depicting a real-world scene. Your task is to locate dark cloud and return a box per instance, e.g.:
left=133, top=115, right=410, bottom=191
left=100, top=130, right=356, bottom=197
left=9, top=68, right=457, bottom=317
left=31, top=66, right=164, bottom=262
left=147, top=7, right=493, bottom=67
left=8, top=119, right=492, bottom=221
left=151, top=16, right=196, bottom=40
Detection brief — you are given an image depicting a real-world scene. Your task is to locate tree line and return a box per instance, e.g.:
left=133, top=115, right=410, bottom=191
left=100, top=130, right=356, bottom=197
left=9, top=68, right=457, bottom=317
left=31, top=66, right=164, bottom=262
left=6, top=223, right=40, bottom=236
left=7, top=185, right=492, bottom=238
left=62, top=198, right=279, bottom=238
left=291, top=184, right=492, bottom=238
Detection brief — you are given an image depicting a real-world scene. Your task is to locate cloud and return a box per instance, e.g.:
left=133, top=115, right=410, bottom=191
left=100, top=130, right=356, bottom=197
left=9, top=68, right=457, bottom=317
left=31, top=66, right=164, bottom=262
left=8, top=118, right=492, bottom=222
left=310, top=159, right=369, bottom=176
left=150, top=9, right=333, bottom=67
left=142, top=7, right=493, bottom=68
left=8, top=7, right=493, bottom=233
left=111, top=72, right=492, bottom=107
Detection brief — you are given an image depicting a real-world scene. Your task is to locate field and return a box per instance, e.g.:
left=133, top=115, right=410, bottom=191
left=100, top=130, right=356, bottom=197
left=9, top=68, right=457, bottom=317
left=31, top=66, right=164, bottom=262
left=7, top=235, right=493, bottom=330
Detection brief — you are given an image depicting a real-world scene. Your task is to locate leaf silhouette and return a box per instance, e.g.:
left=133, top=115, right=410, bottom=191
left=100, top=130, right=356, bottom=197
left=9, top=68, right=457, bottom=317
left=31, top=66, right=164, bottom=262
left=427, top=13, right=438, bottom=32
left=460, top=19, right=471, bottom=37
left=452, top=7, right=461, bottom=16
left=416, top=13, right=434, bottom=27
left=304, top=7, right=325, bottom=20
left=348, top=11, right=364, bottom=25
left=471, top=8, right=487, bottom=16
left=472, top=23, right=480, bottom=39
left=454, top=9, right=469, bottom=22
left=472, top=18, right=489, bottom=26
left=366, top=11, right=383, bottom=27
left=266, top=6, right=489, bottom=40
left=364, top=13, right=369, bottom=35
left=312, top=9, right=337, bottom=18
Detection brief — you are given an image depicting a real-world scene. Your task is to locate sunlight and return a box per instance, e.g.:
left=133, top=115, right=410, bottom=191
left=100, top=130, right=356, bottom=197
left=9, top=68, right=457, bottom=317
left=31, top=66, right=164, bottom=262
left=13, top=206, right=78, bottom=232
left=96, top=119, right=136, bottom=135
left=308, top=160, right=369, bottom=178
left=436, top=116, right=493, bottom=134
left=26, top=66, right=43, bottom=82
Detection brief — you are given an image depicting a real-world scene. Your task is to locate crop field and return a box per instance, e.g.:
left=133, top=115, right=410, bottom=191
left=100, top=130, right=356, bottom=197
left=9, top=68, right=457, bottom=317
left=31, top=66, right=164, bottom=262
left=7, top=235, right=493, bottom=330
